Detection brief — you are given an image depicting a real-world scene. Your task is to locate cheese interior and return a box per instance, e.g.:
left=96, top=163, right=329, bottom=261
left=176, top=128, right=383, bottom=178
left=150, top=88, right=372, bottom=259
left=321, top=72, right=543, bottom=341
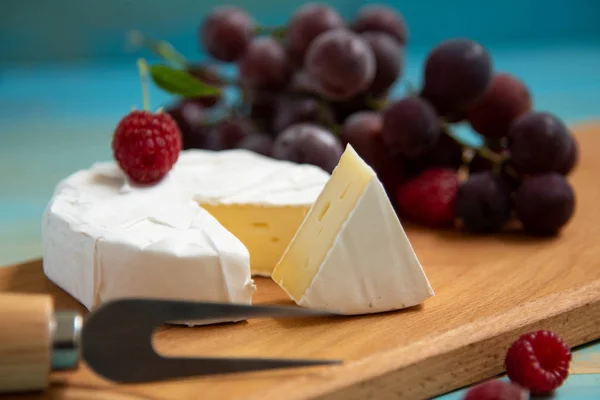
left=272, top=146, right=375, bottom=300
left=199, top=204, right=311, bottom=276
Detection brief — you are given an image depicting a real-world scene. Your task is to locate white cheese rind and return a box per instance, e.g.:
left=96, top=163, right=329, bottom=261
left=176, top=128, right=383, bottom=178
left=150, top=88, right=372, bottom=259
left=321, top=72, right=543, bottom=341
left=175, top=149, right=329, bottom=206
left=297, top=178, right=434, bottom=315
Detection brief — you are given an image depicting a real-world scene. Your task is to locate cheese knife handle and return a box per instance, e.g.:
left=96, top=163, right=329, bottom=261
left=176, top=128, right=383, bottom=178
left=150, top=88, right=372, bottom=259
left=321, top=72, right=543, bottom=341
left=0, top=293, right=82, bottom=393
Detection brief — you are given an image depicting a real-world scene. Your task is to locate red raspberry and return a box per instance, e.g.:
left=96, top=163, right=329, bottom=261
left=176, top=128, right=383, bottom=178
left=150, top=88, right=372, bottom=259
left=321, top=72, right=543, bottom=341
left=395, top=168, right=459, bottom=226
left=112, top=110, right=182, bottom=184
left=463, top=380, right=528, bottom=400
left=505, top=330, right=571, bottom=395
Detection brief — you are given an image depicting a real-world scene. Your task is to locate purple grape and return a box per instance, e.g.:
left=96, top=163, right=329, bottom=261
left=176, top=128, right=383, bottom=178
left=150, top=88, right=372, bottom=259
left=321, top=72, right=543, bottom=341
left=204, top=117, right=253, bottom=150
left=246, top=88, right=278, bottom=121
left=250, top=97, right=277, bottom=122
left=288, top=70, right=321, bottom=95
left=340, top=111, right=384, bottom=169
left=287, top=3, right=344, bottom=65
left=272, top=123, right=343, bottom=172
left=185, top=64, right=224, bottom=108
left=239, top=37, right=291, bottom=90
left=508, top=112, right=571, bottom=175
left=455, top=171, right=512, bottom=233
left=422, top=38, right=493, bottom=115
left=352, top=5, right=408, bottom=45
left=467, top=73, right=532, bottom=139
left=361, top=32, right=404, bottom=96
left=238, top=134, right=274, bottom=156
left=305, top=29, right=375, bottom=101
left=515, top=173, right=575, bottom=235
left=340, top=111, right=406, bottom=191
left=331, top=94, right=372, bottom=125
left=408, top=132, right=465, bottom=172
left=272, top=96, right=335, bottom=134
left=376, top=154, right=407, bottom=199
left=381, top=96, right=440, bottom=157
left=200, top=7, right=254, bottom=62
left=555, top=134, right=579, bottom=175
left=165, top=99, right=208, bottom=149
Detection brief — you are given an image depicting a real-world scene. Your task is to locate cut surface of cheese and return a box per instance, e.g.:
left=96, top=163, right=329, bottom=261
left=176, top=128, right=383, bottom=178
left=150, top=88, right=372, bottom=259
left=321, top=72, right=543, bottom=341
left=199, top=205, right=310, bottom=277
left=42, top=149, right=329, bottom=319
left=272, top=145, right=434, bottom=315
left=178, top=150, right=330, bottom=276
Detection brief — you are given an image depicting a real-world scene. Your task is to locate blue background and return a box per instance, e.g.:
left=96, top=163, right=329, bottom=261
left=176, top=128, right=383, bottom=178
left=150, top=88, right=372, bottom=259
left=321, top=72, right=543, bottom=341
left=1, top=0, right=599, bottom=398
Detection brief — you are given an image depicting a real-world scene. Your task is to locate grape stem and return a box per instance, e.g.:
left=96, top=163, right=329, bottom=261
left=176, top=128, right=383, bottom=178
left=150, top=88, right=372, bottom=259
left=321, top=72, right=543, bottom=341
left=254, top=25, right=287, bottom=40
left=364, top=95, right=388, bottom=111
left=136, top=58, right=151, bottom=111
left=443, top=122, right=519, bottom=180
left=129, top=31, right=189, bottom=68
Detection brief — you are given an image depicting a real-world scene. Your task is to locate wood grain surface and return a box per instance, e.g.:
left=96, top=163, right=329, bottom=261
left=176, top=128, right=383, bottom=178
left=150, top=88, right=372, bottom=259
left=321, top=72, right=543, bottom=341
left=0, top=294, right=53, bottom=393
left=1, top=124, right=600, bottom=400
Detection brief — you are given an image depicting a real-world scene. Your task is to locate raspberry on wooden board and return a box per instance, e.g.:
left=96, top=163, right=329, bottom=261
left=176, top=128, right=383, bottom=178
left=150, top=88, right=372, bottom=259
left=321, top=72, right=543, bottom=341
left=505, top=330, right=571, bottom=395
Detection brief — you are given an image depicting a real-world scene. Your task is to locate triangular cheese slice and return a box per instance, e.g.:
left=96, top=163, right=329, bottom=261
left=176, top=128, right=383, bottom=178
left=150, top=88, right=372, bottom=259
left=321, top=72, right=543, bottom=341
left=272, top=145, right=434, bottom=315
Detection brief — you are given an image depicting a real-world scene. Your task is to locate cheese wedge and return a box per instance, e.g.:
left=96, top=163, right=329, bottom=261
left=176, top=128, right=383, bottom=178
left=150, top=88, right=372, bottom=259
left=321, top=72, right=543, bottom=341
left=272, top=145, right=434, bottom=315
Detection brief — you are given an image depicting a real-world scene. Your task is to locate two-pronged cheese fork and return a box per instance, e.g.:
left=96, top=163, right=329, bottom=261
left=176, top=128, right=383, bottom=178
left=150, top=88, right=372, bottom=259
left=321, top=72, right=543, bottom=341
left=0, top=293, right=341, bottom=394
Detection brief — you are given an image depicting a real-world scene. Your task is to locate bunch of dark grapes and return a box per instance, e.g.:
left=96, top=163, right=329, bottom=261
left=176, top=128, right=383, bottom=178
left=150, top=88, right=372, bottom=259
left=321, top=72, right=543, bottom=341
left=154, top=2, right=578, bottom=237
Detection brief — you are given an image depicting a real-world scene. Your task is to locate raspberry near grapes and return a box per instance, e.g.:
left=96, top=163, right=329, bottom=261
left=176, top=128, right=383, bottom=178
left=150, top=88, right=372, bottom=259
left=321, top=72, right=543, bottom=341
left=396, top=168, right=459, bottom=227
left=455, top=171, right=512, bottom=233
left=305, top=29, right=376, bottom=101
left=508, top=112, right=571, bottom=175
left=463, top=380, right=529, bottom=400
left=352, top=5, right=408, bottom=45
left=112, top=110, right=182, bottom=184
left=272, top=123, right=343, bottom=173
left=514, top=173, right=575, bottom=235
left=505, top=330, right=571, bottom=395
left=361, top=32, right=404, bottom=96
left=287, top=3, right=344, bottom=65
left=239, top=37, right=291, bottom=90
left=381, top=96, right=440, bottom=157
left=468, top=73, right=532, bottom=139
left=200, top=6, right=254, bottom=62
left=422, top=38, right=493, bottom=116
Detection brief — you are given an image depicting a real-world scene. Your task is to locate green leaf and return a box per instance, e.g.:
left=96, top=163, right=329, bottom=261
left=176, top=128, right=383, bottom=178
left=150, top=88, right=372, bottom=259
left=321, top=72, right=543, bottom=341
left=149, top=64, right=221, bottom=97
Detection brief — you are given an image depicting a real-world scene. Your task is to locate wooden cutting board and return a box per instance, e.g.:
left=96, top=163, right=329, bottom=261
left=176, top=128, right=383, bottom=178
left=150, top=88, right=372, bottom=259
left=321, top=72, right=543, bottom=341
left=2, top=124, right=600, bottom=400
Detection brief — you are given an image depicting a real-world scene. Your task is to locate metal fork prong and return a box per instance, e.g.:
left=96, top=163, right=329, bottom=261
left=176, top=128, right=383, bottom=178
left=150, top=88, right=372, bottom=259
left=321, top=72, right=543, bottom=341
left=99, top=356, right=342, bottom=383
left=82, top=299, right=341, bottom=384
